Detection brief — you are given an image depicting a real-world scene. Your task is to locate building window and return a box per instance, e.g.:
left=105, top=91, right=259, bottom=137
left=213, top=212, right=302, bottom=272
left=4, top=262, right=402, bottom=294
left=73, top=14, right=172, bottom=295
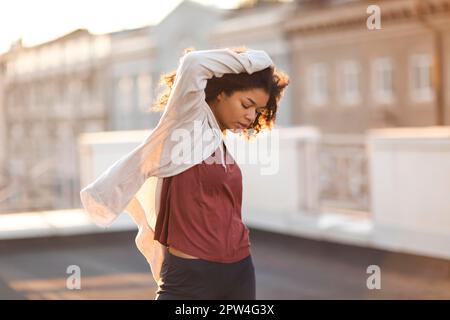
left=372, top=57, right=394, bottom=104
left=307, top=63, right=328, bottom=107
left=410, top=54, right=433, bottom=103
left=338, top=60, right=361, bottom=106
left=137, top=74, right=152, bottom=112
left=31, top=124, right=48, bottom=158
left=118, top=76, right=133, bottom=112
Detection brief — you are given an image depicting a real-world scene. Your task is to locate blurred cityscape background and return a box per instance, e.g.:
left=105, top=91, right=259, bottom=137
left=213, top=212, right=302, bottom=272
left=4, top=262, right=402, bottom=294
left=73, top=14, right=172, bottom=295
left=1, top=0, right=450, bottom=299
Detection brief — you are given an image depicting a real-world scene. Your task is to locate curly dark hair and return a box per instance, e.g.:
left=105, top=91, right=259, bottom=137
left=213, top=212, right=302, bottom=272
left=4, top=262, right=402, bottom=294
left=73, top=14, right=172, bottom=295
left=147, top=46, right=289, bottom=139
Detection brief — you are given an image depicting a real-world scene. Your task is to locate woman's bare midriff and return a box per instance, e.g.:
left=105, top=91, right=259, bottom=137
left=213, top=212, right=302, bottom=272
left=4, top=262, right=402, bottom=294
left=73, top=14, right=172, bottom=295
left=168, top=246, right=199, bottom=259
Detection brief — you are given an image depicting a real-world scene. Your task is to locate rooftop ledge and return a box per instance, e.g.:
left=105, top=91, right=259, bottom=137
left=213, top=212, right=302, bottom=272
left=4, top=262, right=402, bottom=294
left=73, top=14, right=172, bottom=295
left=369, top=126, right=450, bottom=139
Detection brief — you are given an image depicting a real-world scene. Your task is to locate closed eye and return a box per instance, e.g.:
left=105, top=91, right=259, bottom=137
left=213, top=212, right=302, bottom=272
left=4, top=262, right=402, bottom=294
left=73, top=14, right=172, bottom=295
left=244, top=97, right=267, bottom=113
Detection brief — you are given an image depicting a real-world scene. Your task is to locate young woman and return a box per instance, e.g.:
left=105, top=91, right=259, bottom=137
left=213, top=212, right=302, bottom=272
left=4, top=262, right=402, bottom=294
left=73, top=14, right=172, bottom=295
left=79, top=47, right=289, bottom=300
left=151, top=47, right=288, bottom=300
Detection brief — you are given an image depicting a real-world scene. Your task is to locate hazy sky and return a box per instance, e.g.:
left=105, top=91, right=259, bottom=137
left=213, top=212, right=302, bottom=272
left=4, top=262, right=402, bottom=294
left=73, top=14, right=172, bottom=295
left=0, top=0, right=241, bottom=54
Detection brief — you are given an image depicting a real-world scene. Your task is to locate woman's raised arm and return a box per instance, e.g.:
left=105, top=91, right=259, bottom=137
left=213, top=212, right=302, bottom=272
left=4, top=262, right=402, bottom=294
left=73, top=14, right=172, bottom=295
left=162, top=48, right=274, bottom=118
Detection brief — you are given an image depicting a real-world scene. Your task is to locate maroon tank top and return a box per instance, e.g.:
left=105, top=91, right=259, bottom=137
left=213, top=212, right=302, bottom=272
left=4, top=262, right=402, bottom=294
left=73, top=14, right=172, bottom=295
left=154, top=142, right=251, bottom=263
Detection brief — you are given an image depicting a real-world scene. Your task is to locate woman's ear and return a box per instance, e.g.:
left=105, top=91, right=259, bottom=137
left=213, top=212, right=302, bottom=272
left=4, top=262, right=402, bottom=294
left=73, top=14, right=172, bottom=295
left=216, top=91, right=226, bottom=102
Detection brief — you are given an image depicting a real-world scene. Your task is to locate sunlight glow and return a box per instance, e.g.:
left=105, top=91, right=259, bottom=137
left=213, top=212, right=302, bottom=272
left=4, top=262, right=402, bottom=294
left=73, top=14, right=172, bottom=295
left=0, top=0, right=241, bottom=54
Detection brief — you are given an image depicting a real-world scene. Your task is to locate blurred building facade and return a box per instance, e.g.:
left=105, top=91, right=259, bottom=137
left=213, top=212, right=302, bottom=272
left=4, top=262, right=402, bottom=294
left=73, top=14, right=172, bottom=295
left=108, top=26, right=158, bottom=130
left=109, top=0, right=225, bottom=131
left=0, top=60, right=5, bottom=189
left=0, top=30, right=111, bottom=212
left=150, top=0, right=225, bottom=76
left=286, top=0, right=450, bottom=134
left=5, top=0, right=450, bottom=214
left=280, top=0, right=450, bottom=212
left=0, top=0, right=228, bottom=213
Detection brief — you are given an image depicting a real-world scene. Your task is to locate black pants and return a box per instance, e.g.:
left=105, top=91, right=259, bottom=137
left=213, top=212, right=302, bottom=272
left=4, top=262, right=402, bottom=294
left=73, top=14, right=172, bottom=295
left=155, top=251, right=256, bottom=300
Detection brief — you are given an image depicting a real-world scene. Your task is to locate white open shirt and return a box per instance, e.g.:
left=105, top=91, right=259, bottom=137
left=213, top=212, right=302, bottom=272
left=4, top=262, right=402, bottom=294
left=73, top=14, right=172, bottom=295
left=79, top=48, right=274, bottom=285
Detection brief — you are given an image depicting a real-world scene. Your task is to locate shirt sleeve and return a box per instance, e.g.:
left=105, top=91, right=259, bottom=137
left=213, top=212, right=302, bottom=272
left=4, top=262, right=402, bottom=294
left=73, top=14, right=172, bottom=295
left=177, top=48, right=274, bottom=91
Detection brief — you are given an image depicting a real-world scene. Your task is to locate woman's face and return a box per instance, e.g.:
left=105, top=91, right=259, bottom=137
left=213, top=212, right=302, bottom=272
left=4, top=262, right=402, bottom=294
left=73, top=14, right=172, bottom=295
left=208, top=88, right=270, bottom=133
